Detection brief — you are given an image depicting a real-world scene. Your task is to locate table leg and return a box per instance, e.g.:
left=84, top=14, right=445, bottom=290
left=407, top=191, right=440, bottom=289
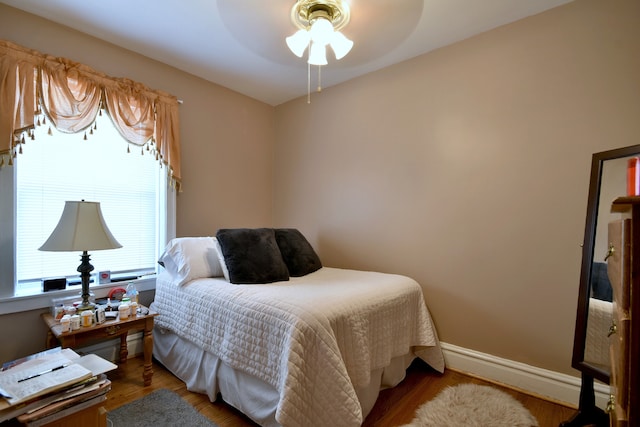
left=45, top=330, right=57, bottom=349
left=119, top=333, right=128, bottom=363
left=142, top=318, right=154, bottom=386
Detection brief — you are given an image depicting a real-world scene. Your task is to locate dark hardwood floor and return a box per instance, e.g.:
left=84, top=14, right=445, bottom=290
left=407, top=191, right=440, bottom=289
left=105, top=356, right=578, bottom=427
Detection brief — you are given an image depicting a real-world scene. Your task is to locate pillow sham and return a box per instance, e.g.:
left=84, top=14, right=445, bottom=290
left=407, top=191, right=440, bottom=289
left=213, top=237, right=230, bottom=282
left=158, top=236, right=224, bottom=286
left=216, top=228, right=289, bottom=284
left=274, top=228, right=322, bottom=276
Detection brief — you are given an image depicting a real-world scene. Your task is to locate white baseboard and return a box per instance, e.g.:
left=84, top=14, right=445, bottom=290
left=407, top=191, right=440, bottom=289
left=441, top=342, right=610, bottom=409
left=75, top=331, right=143, bottom=364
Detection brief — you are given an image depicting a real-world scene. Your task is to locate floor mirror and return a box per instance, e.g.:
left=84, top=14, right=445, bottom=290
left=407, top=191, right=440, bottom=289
left=561, top=144, right=640, bottom=427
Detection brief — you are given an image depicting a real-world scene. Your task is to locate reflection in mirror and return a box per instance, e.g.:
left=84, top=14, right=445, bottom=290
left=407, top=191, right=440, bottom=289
left=583, top=157, right=628, bottom=374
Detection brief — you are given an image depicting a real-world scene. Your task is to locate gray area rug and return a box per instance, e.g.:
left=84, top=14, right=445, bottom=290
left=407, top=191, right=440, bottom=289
left=108, top=389, right=218, bottom=427
left=401, top=383, right=539, bottom=427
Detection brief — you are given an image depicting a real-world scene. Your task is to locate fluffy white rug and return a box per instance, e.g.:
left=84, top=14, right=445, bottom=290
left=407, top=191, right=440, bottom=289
left=401, top=383, right=539, bottom=427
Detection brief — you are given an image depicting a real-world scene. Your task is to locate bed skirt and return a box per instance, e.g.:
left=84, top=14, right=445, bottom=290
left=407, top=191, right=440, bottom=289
left=153, top=328, right=416, bottom=426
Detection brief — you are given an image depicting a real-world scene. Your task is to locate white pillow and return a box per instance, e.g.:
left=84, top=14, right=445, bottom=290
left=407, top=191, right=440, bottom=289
left=158, top=237, right=223, bottom=286
left=213, top=237, right=230, bottom=282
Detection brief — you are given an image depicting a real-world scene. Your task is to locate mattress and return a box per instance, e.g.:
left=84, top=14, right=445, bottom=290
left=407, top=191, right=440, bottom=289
left=151, top=267, right=444, bottom=426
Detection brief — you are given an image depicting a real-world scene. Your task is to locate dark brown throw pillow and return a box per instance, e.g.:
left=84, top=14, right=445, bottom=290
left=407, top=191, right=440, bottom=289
left=216, top=228, right=290, bottom=284
left=274, top=228, right=322, bottom=277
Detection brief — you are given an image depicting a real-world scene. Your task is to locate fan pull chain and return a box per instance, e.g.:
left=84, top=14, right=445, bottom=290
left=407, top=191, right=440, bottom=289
left=307, top=61, right=311, bottom=104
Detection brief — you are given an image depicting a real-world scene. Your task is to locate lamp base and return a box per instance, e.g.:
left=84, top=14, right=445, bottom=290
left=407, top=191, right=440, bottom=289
left=75, top=302, right=96, bottom=313
left=77, top=251, right=95, bottom=313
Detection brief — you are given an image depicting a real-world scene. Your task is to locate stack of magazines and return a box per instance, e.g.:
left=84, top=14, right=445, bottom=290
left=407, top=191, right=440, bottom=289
left=0, top=347, right=116, bottom=426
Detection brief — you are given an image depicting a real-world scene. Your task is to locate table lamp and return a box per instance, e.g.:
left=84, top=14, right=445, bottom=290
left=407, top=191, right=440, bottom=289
left=39, top=200, right=122, bottom=312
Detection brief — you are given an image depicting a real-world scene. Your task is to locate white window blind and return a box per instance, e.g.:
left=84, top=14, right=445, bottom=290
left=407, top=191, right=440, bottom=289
left=16, top=114, right=160, bottom=289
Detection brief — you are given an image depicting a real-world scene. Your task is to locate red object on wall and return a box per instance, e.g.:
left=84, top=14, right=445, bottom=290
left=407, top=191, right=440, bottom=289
left=108, top=287, right=127, bottom=301
left=628, top=157, right=640, bottom=196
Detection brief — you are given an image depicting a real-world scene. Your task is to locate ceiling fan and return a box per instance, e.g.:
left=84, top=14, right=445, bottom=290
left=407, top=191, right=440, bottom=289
left=285, top=0, right=354, bottom=65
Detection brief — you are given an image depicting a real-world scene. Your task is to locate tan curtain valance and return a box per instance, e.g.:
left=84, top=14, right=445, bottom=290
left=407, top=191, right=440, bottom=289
left=0, top=40, right=181, bottom=189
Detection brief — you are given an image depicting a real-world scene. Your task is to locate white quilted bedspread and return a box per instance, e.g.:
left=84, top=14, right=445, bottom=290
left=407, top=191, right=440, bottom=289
left=153, top=267, right=443, bottom=427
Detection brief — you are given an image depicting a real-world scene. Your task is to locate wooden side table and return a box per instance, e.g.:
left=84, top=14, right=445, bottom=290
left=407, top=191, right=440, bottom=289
left=41, top=307, right=158, bottom=386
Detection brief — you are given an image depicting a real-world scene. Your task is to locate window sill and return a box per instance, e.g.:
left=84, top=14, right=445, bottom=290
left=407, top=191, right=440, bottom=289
left=0, top=276, right=156, bottom=315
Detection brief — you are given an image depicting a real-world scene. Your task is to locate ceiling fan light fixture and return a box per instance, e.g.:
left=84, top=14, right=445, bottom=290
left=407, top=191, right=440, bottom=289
left=286, top=29, right=311, bottom=57
left=329, top=31, right=353, bottom=60
left=286, top=0, right=352, bottom=62
left=308, top=42, right=328, bottom=66
left=309, top=17, right=334, bottom=46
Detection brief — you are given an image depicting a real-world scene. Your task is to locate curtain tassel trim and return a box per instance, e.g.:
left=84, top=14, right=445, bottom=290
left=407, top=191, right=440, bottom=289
left=1, top=127, right=36, bottom=165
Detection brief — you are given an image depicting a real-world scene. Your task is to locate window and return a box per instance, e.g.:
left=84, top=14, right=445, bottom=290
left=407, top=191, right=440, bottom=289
left=15, top=115, right=162, bottom=294
left=0, top=40, right=180, bottom=308
left=0, top=114, right=176, bottom=303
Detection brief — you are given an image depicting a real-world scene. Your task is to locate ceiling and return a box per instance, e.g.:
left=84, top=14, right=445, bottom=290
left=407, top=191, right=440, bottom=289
left=1, top=0, right=573, bottom=106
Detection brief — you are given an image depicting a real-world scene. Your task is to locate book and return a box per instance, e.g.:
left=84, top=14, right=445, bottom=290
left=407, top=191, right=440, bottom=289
left=0, top=362, right=92, bottom=407
left=17, top=376, right=111, bottom=423
left=1, top=347, right=65, bottom=372
left=0, top=349, right=116, bottom=421
left=0, top=375, right=106, bottom=423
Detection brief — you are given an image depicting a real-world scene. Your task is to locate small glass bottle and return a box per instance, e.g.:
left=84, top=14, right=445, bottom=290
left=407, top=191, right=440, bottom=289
left=125, top=282, right=139, bottom=304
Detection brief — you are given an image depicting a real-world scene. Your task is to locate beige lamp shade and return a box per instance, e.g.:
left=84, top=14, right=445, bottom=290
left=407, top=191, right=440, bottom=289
left=39, top=201, right=122, bottom=252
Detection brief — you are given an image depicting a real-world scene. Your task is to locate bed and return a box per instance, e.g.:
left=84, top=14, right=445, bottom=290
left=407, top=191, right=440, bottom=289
left=150, top=230, right=444, bottom=427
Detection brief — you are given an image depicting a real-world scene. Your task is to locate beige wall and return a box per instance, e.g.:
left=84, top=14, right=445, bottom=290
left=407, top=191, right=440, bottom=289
left=0, top=4, right=274, bottom=362
left=273, top=0, right=640, bottom=376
